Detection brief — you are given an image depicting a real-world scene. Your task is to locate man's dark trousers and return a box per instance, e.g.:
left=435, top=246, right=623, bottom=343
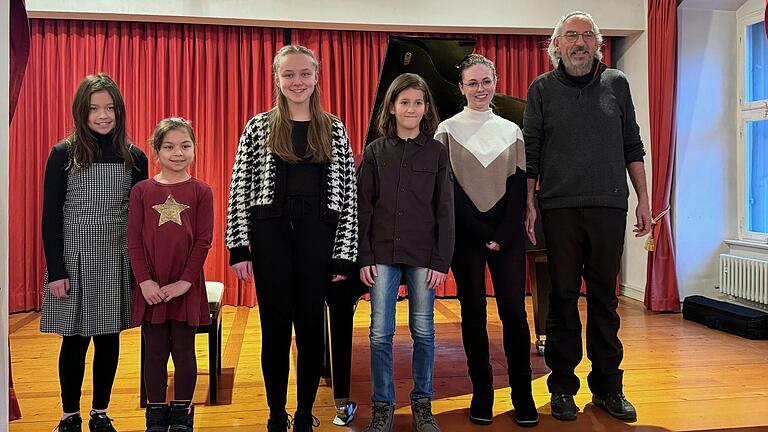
left=541, top=207, right=627, bottom=396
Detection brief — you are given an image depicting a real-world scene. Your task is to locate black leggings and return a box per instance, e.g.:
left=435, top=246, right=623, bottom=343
left=59, top=333, right=120, bottom=413
left=142, top=321, right=198, bottom=403
left=250, top=196, right=334, bottom=414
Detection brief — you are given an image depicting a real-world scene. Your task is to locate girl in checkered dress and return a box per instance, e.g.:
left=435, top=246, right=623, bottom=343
left=41, top=74, right=148, bottom=432
left=128, top=118, right=213, bottom=432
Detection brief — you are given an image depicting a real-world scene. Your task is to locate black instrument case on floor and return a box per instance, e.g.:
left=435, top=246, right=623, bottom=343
left=683, top=295, right=768, bottom=340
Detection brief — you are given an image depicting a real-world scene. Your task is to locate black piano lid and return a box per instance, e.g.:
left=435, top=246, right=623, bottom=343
left=364, top=35, right=526, bottom=147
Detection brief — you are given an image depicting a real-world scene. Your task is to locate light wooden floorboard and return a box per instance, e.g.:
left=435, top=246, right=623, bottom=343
left=9, top=297, right=768, bottom=431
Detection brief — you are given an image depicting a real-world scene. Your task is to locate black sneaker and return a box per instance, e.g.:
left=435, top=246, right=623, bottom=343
left=469, top=392, right=493, bottom=425
left=512, top=393, right=539, bottom=427
left=292, top=411, right=320, bottom=432
left=88, top=411, right=117, bottom=432
left=592, top=392, right=637, bottom=421
left=267, top=411, right=291, bottom=432
left=56, top=414, right=82, bottom=432
left=550, top=393, right=578, bottom=421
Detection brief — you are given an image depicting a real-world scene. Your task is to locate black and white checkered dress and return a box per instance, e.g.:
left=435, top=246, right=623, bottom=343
left=40, top=163, right=134, bottom=336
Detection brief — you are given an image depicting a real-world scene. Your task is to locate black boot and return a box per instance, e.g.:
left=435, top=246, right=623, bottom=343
left=469, top=388, right=494, bottom=425
left=145, top=404, right=168, bottom=432
left=292, top=410, right=320, bottom=432
left=267, top=411, right=291, bottom=432
left=511, top=379, right=539, bottom=427
left=56, top=414, right=82, bottom=432
left=167, top=401, right=194, bottom=432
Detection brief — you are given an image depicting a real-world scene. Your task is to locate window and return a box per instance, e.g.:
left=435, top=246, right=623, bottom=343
left=738, top=6, right=768, bottom=241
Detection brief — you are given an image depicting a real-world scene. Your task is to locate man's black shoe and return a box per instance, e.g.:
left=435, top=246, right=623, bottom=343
left=592, top=392, right=637, bottom=421
left=550, top=393, right=578, bottom=421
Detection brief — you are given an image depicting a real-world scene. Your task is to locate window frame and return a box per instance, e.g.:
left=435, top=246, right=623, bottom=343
left=737, top=6, right=768, bottom=243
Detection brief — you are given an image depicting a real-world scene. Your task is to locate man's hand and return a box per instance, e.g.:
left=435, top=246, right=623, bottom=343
left=525, top=202, right=537, bottom=246
left=634, top=200, right=652, bottom=237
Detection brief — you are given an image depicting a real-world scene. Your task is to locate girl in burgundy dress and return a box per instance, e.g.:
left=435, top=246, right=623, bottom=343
left=128, top=117, right=214, bottom=432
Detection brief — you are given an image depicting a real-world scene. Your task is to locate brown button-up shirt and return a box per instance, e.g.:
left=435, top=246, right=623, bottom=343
left=357, top=133, right=454, bottom=273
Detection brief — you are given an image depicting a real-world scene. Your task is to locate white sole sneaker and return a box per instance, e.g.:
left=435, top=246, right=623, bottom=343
left=332, top=401, right=358, bottom=426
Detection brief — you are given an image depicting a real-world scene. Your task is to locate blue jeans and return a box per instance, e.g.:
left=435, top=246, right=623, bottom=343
left=369, top=264, right=436, bottom=404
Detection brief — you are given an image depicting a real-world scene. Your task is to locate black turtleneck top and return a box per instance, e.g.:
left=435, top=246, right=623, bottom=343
left=42, top=133, right=148, bottom=281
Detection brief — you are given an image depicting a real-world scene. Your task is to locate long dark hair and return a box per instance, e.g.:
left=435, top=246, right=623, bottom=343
left=267, top=45, right=334, bottom=163
left=67, top=73, right=135, bottom=171
left=376, top=73, right=439, bottom=139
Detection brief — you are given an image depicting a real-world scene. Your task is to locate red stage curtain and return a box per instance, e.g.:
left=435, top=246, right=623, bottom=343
left=10, top=21, right=614, bottom=310
left=9, top=19, right=285, bottom=311
left=9, top=0, right=30, bottom=420
left=645, top=0, right=681, bottom=312
left=293, top=29, right=611, bottom=297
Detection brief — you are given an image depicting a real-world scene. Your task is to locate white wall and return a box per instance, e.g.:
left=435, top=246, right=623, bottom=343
left=675, top=0, right=768, bottom=302
left=613, top=1, right=653, bottom=302
left=25, top=0, right=645, bottom=35
left=1, top=0, right=11, bottom=429
left=675, top=6, right=739, bottom=300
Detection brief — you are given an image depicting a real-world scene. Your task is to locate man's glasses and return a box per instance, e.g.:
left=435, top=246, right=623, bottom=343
left=561, top=31, right=596, bottom=43
left=461, top=78, right=495, bottom=91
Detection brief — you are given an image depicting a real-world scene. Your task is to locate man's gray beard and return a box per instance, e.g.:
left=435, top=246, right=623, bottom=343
left=563, top=57, right=593, bottom=77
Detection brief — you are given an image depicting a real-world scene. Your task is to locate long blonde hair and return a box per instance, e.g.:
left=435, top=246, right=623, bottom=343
left=267, top=45, right=333, bottom=163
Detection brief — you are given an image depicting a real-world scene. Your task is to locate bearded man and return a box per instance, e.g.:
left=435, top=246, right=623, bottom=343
left=522, top=10, right=651, bottom=422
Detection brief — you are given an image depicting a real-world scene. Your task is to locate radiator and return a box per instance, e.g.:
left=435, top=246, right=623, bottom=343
left=719, top=254, right=768, bottom=305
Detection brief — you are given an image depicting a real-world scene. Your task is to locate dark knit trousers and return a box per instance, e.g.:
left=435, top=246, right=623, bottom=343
left=250, top=196, right=334, bottom=415
left=142, top=321, right=198, bottom=403
left=452, top=186, right=532, bottom=399
left=59, top=333, right=120, bottom=413
left=541, top=207, right=626, bottom=396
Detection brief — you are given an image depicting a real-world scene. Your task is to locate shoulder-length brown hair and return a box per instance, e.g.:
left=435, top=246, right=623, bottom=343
left=267, top=45, right=333, bottom=163
left=67, top=73, right=135, bottom=171
left=376, top=73, right=439, bottom=139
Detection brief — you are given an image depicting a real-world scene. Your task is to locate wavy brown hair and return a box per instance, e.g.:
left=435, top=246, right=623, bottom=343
left=67, top=73, right=135, bottom=171
left=267, top=45, right=333, bottom=163
left=376, top=73, right=439, bottom=139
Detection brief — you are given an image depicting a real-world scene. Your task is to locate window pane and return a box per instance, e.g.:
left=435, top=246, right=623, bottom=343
left=747, top=119, right=768, bottom=234
left=746, top=21, right=768, bottom=102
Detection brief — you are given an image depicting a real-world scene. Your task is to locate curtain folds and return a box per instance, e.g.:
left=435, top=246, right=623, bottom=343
left=645, top=0, right=681, bottom=312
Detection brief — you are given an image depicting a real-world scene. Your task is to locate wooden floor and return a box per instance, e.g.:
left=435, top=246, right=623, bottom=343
left=8, top=297, right=768, bottom=431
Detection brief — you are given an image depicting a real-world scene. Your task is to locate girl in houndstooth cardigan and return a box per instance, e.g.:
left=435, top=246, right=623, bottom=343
left=226, top=45, right=357, bottom=432
left=41, top=74, right=148, bottom=432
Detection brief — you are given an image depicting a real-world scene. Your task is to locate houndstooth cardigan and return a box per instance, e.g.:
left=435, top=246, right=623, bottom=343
left=226, top=111, right=358, bottom=269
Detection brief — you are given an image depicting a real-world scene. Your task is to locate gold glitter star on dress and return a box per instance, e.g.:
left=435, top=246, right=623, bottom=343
left=152, top=195, right=190, bottom=226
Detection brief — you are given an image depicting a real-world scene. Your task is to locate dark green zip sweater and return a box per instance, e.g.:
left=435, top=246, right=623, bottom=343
left=523, top=61, right=645, bottom=211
